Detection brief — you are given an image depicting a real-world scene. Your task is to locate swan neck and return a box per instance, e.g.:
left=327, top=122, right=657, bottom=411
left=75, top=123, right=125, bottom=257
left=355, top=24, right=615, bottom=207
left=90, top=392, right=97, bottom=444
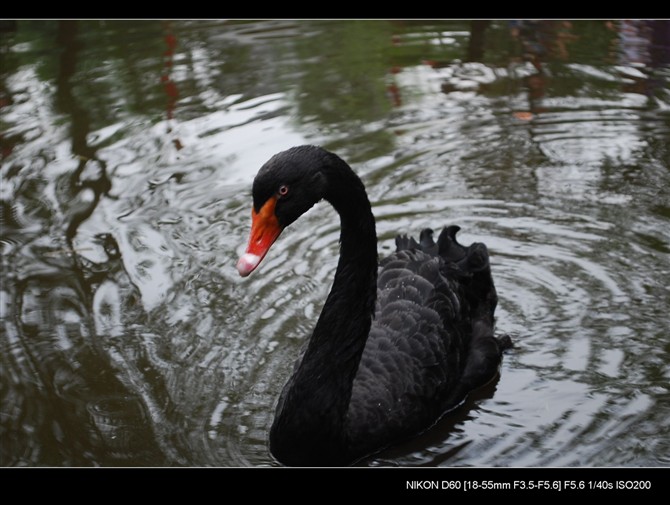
left=270, top=159, right=377, bottom=465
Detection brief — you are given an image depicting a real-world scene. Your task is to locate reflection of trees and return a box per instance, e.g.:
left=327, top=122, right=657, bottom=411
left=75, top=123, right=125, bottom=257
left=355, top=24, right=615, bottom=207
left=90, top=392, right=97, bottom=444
left=0, top=22, right=19, bottom=162
left=293, top=21, right=392, bottom=123
left=290, top=21, right=396, bottom=156
left=0, top=18, right=667, bottom=467
left=0, top=21, right=166, bottom=466
left=9, top=21, right=167, bottom=125
left=2, top=20, right=309, bottom=465
left=466, top=20, right=491, bottom=62
left=54, top=21, right=112, bottom=243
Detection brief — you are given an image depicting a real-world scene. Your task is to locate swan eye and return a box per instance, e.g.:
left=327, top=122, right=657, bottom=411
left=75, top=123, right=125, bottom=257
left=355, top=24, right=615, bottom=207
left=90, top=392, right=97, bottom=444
left=278, top=185, right=289, bottom=197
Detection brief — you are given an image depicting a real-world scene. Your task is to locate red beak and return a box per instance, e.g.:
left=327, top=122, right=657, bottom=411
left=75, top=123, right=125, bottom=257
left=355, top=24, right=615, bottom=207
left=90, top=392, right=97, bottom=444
left=237, top=196, right=282, bottom=277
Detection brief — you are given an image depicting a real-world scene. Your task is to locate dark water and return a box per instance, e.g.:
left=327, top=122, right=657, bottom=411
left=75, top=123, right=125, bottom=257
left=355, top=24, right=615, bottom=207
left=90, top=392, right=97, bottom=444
left=1, top=20, right=669, bottom=467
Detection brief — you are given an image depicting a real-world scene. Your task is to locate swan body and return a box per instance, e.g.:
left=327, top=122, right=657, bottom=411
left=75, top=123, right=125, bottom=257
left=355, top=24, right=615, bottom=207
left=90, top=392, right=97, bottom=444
left=237, top=146, right=511, bottom=466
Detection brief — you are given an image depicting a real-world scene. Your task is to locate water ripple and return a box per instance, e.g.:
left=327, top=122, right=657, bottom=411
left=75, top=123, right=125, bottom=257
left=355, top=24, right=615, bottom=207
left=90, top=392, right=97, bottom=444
left=2, top=19, right=669, bottom=467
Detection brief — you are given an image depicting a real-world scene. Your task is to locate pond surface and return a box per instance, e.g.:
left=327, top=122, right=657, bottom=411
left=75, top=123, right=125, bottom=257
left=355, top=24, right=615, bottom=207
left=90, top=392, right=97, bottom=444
left=1, top=20, right=669, bottom=467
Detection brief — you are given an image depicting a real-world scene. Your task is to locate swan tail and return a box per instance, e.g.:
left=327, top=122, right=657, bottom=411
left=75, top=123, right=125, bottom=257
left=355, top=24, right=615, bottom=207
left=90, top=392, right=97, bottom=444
left=437, top=225, right=467, bottom=262
left=396, top=226, right=491, bottom=270
left=395, top=234, right=420, bottom=252
left=396, top=228, right=442, bottom=256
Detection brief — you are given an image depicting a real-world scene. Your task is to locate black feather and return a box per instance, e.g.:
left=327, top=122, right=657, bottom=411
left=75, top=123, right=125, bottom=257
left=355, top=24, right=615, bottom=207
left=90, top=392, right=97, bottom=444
left=241, top=146, right=511, bottom=466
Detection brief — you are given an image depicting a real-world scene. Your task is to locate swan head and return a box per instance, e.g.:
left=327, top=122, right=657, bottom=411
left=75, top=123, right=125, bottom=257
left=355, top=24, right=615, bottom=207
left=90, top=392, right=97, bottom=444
left=237, top=146, right=329, bottom=277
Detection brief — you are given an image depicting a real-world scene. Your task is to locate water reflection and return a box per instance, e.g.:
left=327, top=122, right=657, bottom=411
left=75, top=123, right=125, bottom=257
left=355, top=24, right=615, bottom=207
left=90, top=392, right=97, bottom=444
left=1, top=20, right=670, bottom=467
left=161, top=21, right=184, bottom=152
left=2, top=20, right=166, bottom=466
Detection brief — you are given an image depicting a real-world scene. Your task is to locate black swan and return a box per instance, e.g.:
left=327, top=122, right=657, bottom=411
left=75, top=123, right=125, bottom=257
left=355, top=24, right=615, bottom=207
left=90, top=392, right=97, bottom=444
left=236, top=145, right=511, bottom=466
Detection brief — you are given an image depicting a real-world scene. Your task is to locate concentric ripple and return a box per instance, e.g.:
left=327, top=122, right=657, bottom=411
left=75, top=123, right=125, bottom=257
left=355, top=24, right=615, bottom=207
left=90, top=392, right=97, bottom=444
left=1, top=20, right=669, bottom=467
